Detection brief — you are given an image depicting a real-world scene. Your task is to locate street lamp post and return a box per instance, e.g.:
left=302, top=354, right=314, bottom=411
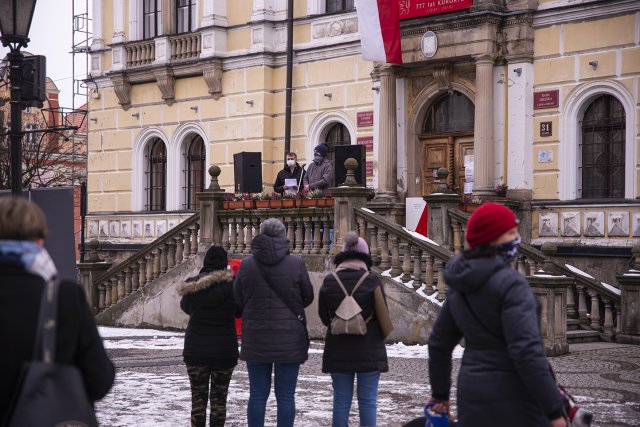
left=0, top=0, right=38, bottom=195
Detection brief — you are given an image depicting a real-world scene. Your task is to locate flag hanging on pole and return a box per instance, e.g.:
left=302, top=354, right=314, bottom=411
left=355, top=0, right=403, bottom=64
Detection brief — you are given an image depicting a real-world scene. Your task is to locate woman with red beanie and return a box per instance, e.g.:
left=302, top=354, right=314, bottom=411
left=427, top=203, right=566, bottom=427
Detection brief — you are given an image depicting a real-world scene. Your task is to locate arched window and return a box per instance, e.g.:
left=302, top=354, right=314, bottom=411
left=423, top=92, right=474, bottom=133
left=145, top=138, right=166, bottom=211
left=580, top=95, right=625, bottom=199
left=324, top=122, right=350, bottom=162
left=182, top=134, right=205, bottom=210
left=326, top=0, right=354, bottom=13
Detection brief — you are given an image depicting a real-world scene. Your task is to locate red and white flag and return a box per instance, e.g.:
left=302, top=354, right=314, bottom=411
left=355, top=0, right=403, bottom=64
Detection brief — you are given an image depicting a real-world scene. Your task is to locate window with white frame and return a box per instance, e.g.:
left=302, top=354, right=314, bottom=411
left=176, top=0, right=197, bottom=34
left=579, top=94, right=625, bottom=199
left=181, top=134, right=205, bottom=210
left=143, top=0, right=161, bottom=39
left=326, top=0, right=354, bottom=13
left=145, top=138, right=167, bottom=211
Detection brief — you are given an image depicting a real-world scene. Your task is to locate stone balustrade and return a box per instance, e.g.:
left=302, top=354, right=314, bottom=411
left=125, top=40, right=155, bottom=67
left=170, top=32, right=201, bottom=60
left=89, top=213, right=200, bottom=313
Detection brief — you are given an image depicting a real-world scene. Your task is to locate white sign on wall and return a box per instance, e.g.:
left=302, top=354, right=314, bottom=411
left=406, top=197, right=427, bottom=232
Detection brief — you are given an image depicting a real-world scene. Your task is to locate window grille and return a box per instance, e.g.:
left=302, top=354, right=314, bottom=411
left=580, top=95, right=625, bottom=199
left=176, top=0, right=196, bottom=34
left=182, top=135, right=205, bottom=210
left=423, top=92, right=474, bottom=134
left=143, top=0, right=161, bottom=39
left=145, top=138, right=167, bottom=211
left=326, top=0, right=354, bottom=13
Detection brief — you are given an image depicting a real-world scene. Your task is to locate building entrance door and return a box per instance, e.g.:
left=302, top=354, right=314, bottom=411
left=419, top=134, right=474, bottom=196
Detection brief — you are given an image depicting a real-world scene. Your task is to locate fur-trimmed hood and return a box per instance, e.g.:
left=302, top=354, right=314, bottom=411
left=178, top=269, right=234, bottom=296
left=333, top=251, right=372, bottom=269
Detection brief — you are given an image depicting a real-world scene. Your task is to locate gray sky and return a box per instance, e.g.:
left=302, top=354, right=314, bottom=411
left=1, top=0, right=87, bottom=109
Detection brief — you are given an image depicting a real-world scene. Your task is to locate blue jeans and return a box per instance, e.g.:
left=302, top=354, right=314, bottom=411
left=246, top=361, right=300, bottom=427
left=331, top=371, right=381, bottom=427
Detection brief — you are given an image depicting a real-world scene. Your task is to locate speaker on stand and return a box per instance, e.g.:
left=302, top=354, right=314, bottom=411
left=233, top=152, right=263, bottom=193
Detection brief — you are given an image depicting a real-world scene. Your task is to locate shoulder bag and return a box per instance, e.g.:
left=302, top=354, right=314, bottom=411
left=254, top=260, right=310, bottom=349
left=5, top=279, right=99, bottom=427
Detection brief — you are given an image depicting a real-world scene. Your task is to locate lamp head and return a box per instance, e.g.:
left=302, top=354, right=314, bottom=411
left=0, top=0, right=38, bottom=49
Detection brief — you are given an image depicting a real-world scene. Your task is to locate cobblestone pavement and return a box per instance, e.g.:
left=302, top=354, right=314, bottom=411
left=97, top=338, right=640, bottom=427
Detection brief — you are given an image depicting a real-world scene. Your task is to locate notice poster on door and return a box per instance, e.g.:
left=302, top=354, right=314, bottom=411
left=406, top=197, right=427, bottom=232
left=464, top=154, right=474, bottom=194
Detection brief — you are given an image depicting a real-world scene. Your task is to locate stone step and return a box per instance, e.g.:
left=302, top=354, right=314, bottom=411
left=567, top=319, right=582, bottom=331
left=567, top=329, right=601, bottom=344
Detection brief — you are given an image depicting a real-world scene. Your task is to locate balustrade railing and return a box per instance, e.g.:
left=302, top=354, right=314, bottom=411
left=92, top=213, right=200, bottom=313
left=170, top=32, right=201, bottom=60
left=448, top=207, right=621, bottom=340
left=125, top=40, right=156, bottom=67
left=218, top=207, right=334, bottom=256
left=354, top=207, right=454, bottom=301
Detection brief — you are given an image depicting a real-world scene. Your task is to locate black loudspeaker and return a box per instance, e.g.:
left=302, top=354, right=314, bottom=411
left=334, top=144, right=366, bottom=186
left=233, top=152, right=262, bottom=193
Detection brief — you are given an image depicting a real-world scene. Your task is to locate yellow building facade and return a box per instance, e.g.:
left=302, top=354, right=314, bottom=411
left=87, top=0, right=639, bottom=259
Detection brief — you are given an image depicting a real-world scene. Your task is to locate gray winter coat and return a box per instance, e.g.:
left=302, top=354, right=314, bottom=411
left=428, top=253, right=564, bottom=427
left=233, top=234, right=314, bottom=363
left=303, top=158, right=333, bottom=193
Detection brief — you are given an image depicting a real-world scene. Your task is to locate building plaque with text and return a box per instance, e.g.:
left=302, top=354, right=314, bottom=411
left=534, top=90, right=559, bottom=109
left=399, top=0, right=473, bottom=20
left=357, top=136, right=374, bottom=152
left=357, top=111, right=374, bottom=127
left=540, top=122, right=552, bottom=137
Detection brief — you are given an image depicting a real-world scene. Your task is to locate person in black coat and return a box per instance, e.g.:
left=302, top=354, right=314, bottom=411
left=428, top=203, right=566, bottom=427
left=273, top=152, right=304, bottom=195
left=0, top=197, right=115, bottom=423
left=179, top=245, right=239, bottom=427
left=234, top=218, right=314, bottom=427
left=319, top=231, right=388, bottom=427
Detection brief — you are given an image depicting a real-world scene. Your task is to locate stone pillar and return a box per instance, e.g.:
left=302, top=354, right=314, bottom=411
left=77, top=239, right=112, bottom=313
left=331, top=158, right=370, bottom=254
left=473, top=54, right=496, bottom=196
left=196, top=165, right=225, bottom=253
left=422, top=168, right=461, bottom=250
left=528, top=273, right=572, bottom=356
left=376, top=66, right=397, bottom=201
left=616, top=242, right=640, bottom=344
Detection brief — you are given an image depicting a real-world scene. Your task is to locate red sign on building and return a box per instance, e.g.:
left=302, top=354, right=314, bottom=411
left=533, top=90, right=559, bottom=109
left=399, top=0, right=473, bottom=20
left=357, top=136, right=374, bottom=152
left=366, top=161, right=374, bottom=177
left=357, top=111, right=374, bottom=127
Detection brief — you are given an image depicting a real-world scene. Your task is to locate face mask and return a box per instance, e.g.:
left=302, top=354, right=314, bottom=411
left=286, top=160, right=295, bottom=167
left=495, top=236, right=521, bottom=262
left=313, top=154, right=322, bottom=163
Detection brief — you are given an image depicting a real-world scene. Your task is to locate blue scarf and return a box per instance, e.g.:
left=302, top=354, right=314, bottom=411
left=0, top=240, right=58, bottom=282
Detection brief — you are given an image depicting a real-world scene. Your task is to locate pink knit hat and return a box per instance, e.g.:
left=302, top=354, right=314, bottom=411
left=342, top=231, right=370, bottom=254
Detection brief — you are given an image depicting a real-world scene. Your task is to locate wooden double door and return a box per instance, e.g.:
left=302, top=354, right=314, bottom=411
left=420, top=133, right=474, bottom=196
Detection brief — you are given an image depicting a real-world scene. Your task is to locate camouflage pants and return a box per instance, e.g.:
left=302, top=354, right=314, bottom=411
left=186, top=365, right=234, bottom=427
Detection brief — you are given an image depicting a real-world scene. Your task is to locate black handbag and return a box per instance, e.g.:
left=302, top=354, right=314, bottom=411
left=5, top=279, right=99, bottom=427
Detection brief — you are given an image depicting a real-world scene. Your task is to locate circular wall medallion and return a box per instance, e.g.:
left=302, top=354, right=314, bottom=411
left=421, top=31, right=438, bottom=58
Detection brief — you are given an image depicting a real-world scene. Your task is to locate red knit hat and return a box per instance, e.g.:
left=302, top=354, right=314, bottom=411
left=465, top=203, right=519, bottom=249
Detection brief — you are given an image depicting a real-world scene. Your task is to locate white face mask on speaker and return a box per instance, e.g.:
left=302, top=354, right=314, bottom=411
left=286, top=159, right=295, bottom=167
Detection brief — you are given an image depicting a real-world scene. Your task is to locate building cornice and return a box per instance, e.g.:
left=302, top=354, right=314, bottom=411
left=533, top=0, right=640, bottom=28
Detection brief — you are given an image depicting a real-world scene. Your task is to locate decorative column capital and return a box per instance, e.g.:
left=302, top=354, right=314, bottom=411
left=473, top=53, right=496, bottom=65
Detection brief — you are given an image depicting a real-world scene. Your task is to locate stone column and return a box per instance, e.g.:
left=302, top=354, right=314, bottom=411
left=331, top=158, right=370, bottom=254
left=77, top=239, right=112, bottom=313
left=376, top=66, right=397, bottom=201
left=473, top=54, right=496, bottom=196
left=528, top=273, right=572, bottom=356
left=616, top=242, right=640, bottom=344
left=196, top=165, right=225, bottom=253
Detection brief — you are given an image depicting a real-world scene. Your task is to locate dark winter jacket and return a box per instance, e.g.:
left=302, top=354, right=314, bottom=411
left=179, top=269, right=239, bottom=368
left=318, top=252, right=388, bottom=374
left=273, top=164, right=304, bottom=195
left=428, top=253, right=564, bottom=427
left=0, top=264, right=115, bottom=421
left=233, top=234, right=314, bottom=363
